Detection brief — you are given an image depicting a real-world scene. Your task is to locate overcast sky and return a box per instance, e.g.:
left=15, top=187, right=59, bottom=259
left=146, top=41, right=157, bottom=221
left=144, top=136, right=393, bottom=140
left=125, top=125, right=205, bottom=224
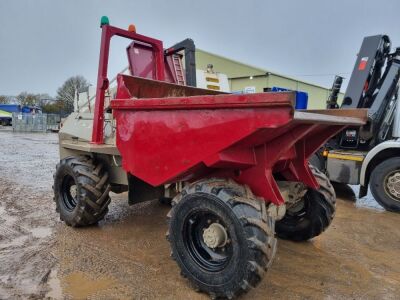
left=1, top=0, right=399, bottom=96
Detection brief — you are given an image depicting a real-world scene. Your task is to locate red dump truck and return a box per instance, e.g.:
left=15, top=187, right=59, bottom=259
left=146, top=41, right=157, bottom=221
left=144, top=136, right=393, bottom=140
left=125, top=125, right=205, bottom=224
left=54, top=17, right=367, bottom=298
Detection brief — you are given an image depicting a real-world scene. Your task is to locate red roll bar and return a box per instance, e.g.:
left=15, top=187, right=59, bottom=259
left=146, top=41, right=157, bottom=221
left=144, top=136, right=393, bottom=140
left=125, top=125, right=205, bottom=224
left=91, top=24, right=165, bottom=144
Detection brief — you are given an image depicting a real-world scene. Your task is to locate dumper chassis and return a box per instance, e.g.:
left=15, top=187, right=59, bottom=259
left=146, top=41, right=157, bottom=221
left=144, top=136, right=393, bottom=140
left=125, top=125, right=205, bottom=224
left=54, top=18, right=367, bottom=298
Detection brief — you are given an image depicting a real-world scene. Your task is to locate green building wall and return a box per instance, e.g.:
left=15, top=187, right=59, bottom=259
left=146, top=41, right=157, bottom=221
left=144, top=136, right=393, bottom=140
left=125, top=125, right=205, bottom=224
left=196, top=49, right=342, bottom=109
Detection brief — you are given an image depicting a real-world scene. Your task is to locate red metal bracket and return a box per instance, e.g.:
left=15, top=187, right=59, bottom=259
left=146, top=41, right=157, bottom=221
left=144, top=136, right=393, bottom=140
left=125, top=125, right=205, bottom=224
left=237, top=124, right=318, bottom=205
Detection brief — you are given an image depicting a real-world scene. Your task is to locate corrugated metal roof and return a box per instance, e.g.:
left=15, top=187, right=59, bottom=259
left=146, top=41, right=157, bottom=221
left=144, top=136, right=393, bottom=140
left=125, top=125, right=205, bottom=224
left=197, top=49, right=333, bottom=90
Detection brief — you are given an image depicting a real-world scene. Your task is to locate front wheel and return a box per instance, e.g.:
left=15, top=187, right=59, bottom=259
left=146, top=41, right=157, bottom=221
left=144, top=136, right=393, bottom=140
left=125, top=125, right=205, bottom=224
left=167, top=178, right=276, bottom=299
left=370, top=157, right=400, bottom=213
left=53, top=156, right=111, bottom=227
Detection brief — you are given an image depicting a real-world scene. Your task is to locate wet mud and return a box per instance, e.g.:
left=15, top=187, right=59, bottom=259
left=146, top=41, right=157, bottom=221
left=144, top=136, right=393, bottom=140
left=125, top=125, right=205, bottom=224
left=0, top=128, right=59, bottom=298
left=0, top=127, right=399, bottom=299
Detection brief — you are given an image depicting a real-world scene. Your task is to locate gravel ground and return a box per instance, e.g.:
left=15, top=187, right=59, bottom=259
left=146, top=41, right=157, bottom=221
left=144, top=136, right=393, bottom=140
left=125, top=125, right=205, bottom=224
left=0, top=126, right=399, bottom=299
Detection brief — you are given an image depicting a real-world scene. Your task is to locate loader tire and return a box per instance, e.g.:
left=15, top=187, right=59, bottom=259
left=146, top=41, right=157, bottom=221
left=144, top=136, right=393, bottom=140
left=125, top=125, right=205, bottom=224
left=167, top=178, right=277, bottom=299
left=53, top=156, right=111, bottom=227
left=309, top=151, right=326, bottom=173
left=370, top=157, right=400, bottom=213
left=276, top=165, right=336, bottom=241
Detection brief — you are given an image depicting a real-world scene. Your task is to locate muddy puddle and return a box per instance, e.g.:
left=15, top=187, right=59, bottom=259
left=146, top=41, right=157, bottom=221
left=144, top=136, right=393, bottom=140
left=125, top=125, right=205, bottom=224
left=0, top=128, right=399, bottom=299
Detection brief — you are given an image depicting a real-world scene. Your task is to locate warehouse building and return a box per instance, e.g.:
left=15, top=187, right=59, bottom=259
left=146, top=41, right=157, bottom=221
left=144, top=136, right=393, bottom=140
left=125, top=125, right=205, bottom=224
left=196, top=49, right=341, bottom=109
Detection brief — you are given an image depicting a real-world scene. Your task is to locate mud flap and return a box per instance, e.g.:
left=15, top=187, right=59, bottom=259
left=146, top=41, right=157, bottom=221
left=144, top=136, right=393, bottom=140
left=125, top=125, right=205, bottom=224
left=128, top=174, right=164, bottom=205
left=359, top=184, right=368, bottom=198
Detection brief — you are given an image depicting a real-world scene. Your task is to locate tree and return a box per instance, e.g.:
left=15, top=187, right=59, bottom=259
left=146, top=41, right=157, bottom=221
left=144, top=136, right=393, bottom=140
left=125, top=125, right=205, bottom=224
left=56, top=75, right=89, bottom=113
left=42, top=101, right=63, bottom=114
left=0, top=95, right=10, bottom=104
left=16, top=92, right=40, bottom=106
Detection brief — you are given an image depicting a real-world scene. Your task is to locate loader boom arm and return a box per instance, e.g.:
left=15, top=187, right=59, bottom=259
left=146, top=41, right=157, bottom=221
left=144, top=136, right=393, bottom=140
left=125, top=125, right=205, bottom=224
left=338, top=35, right=400, bottom=148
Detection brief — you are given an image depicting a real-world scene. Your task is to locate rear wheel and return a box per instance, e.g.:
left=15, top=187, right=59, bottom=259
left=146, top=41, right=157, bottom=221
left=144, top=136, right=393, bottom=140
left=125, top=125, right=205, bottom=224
left=309, top=151, right=325, bottom=172
left=167, top=178, right=276, bottom=299
left=276, top=166, right=336, bottom=241
left=53, top=156, right=111, bottom=227
left=370, top=157, right=400, bottom=213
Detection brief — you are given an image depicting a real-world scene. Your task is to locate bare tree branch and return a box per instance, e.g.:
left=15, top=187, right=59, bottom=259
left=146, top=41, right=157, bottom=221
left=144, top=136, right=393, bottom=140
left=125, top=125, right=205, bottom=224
left=56, top=75, right=89, bottom=113
left=0, top=95, right=9, bottom=104
left=16, top=92, right=40, bottom=106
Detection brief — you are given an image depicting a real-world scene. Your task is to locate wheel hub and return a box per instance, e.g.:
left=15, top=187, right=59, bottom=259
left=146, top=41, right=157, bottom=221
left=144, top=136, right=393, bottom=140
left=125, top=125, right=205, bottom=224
left=202, top=223, right=228, bottom=249
left=386, top=172, right=400, bottom=199
left=70, top=185, right=77, bottom=199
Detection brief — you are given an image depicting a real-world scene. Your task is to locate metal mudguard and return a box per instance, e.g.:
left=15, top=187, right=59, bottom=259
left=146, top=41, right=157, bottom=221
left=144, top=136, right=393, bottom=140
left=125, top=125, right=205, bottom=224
left=360, top=139, right=400, bottom=187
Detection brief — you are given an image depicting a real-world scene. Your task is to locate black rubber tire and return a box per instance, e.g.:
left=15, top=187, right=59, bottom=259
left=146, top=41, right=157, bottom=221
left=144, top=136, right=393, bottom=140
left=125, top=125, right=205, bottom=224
left=370, top=157, right=400, bottom=213
left=309, top=151, right=326, bottom=173
left=53, top=156, right=111, bottom=227
left=167, top=178, right=276, bottom=299
left=276, top=166, right=336, bottom=241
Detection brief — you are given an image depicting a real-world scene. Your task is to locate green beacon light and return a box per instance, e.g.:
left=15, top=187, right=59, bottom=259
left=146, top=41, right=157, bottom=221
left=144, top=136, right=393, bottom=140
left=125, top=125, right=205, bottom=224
left=100, top=16, right=110, bottom=27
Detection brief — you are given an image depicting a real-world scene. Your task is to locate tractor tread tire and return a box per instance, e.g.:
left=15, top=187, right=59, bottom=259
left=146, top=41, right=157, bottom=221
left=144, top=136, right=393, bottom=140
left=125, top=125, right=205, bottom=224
left=276, top=165, right=336, bottom=241
left=167, top=178, right=277, bottom=299
left=53, top=156, right=111, bottom=227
